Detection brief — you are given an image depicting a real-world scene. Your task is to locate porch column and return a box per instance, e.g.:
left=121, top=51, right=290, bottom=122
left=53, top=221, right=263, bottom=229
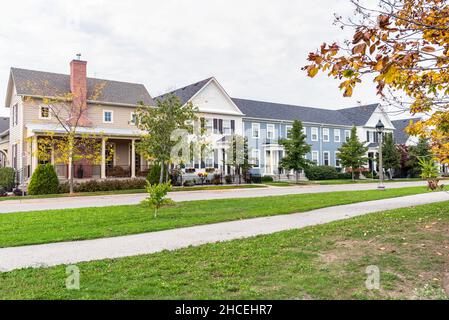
left=101, top=137, right=106, bottom=179
left=31, top=135, right=39, bottom=175
left=131, top=139, right=136, bottom=178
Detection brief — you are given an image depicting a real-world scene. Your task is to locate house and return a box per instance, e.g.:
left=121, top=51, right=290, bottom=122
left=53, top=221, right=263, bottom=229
left=392, top=118, right=421, bottom=146
left=2, top=56, right=398, bottom=185
left=4, top=57, right=154, bottom=184
left=0, top=117, right=9, bottom=167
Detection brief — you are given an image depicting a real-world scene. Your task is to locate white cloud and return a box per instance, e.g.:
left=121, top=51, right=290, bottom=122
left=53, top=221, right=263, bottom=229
left=0, top=0, right=405, bottom=118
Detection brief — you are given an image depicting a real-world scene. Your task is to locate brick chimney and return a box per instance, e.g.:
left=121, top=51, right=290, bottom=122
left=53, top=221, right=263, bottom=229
left=69, top=54, right=91, bottom=126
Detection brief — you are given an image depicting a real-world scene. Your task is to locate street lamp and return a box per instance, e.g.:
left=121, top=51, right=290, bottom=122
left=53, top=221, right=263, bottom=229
left=376, top=120, right=385, bottom=190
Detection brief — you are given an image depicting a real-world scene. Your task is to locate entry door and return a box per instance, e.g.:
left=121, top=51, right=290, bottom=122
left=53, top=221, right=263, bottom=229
left=266, top=150, right=272, bottom=174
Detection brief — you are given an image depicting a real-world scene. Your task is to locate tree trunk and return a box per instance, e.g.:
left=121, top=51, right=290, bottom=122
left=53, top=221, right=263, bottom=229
left=166, top=163, right=169, bottom=183
left=159, top=161, right=165, bottom=184
left=69, top=142, right=74, bottom=195
left=296, top=171, right=299, bottom=184
left=352, top=169, right=355, bottom=181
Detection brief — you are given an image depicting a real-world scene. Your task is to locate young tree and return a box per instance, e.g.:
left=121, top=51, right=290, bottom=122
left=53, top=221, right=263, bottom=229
left=136, top=94, right=197, bottom=184
left=338, top=126, right=369, bottom=181
left=380, top=133, right=401, bottom=179
left=303, top=0, right=449, bottom=165
left=278, top=120, right=312, bottom=183
left=408, top=137, right=433, bottom=176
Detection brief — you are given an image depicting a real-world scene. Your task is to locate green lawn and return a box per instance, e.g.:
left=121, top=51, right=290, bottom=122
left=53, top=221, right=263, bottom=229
left=0, top=184, right=265, bottom=202
left=266, top=178, right=425, bottom=187
left=0, top=186, right=440, bottom=248
left=2, top=200, right=448, bottom=300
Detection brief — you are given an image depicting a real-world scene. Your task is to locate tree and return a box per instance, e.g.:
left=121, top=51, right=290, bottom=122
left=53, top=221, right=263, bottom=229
left=418, top=158, right=440, bottom=190
left=337, top=126, right=369, bottom=181
left=136, top=94, right=197, bottom=184
left=303, top=0, right=449, bottom=164
left=278, top=120, right=312, bottom=183
left=380, top=133, right=401, bottom=179
left=141, top=181, right=173, bottom=218
left=396, top=144, right=411, bottom=177
left=408, top=137, right=433, bottom=176
left=28, top=164, right=59, bottom=195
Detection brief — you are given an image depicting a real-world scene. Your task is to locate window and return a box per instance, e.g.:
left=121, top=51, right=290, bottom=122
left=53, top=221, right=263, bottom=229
left=323, top=151, right=330, bottom=166
left=12, top=144, right=17, bottom=169
left=302, top=127, right=307, bottom=137
left=12, top=104, right=18, bottom=126
left=311, top=127, right=319, bottom=141
left=39, top=106, right=51, bottom=119
left=103, top=110, right=113, bottom=123
left=252, top=123, right=260, bottom=139
left=205, top=118, right=213, bottom=134
left=334, top=129, right=341, bottom=142
left=267, top=124, right=275, bottom=140
left=312, top=151, right=319, bottom=165
left=223, top=120, right=231, bottom=135
left=286, top=125, right=293, bottom=139
left=205, top=151, right=214, bottom=168
left=130, top=112, right=137, bottom=125
left=345, top=130, right=351, bottom=142
left=335, top=152, right=341, bottom=167
left=252, top=149, right=260, bottom=168
left=323, top=128, right=330, bottom=142
left=366, top=131, right=371, bottom=143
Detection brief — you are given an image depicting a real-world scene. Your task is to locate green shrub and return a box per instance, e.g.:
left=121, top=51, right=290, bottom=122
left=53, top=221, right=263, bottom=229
left=337, top=172, right=353, bottom=180
left=59, top=178, right=146, bottom=193
left=0, top=167, right=15, bottom=191
left=305, top=166, right=338, bottom=180
left=261, top=176, right=274, bottom=183
left=141, top=182, right=173, bottom=218
left=28, top=164, right=59, bottom=195
left=147, top=164, right=161, bottom=185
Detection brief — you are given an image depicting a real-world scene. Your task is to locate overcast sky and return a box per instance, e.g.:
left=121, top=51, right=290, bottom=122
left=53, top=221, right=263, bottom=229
left=0, top=0, right=405, bottom=118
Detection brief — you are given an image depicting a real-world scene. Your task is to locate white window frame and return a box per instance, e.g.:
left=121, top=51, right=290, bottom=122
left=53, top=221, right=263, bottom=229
left=267, top=124, right=275, bottom=140
left=286, top=125, right=293, bottom=139
left=302, top=127, right=307, bottom=137
left=335, top=151, right=341, bottom=168
left=252, top=149, right=260, bottom=168
left=130, top=112, right=137, bottom=125
left=323, top=151, right=330, bottom=166
left=205, top=150, right=214, bottom=168
left=39, top=105, right=51, bottom=120
left=311, top=127, right=319, bottom=142
left=312, top=151, right=319, bottom=165
left=103, top=110, right=114, bottom=124
left=334, top=129, right=341, bottom=142
left=252, top=123, right=260, bottom=139
left=223, top=119, right=232, bottom=135
left=205, top=118, right=213, bottom=134
left=322, top=128, right=330, bottom=142
left=12, top=104, right=18, bottom=126
left=345, top=130, right=351, bottom=142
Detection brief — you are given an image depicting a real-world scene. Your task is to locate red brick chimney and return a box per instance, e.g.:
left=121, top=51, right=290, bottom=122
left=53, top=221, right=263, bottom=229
left=69, top=54, right=91, bottom=126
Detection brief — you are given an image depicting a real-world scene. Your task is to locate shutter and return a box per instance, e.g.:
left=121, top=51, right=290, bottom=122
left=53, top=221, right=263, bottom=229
left=219, top=119, right=223, bottom=134
left=231, top=120, right=235, bottom=133
left=200, top=117, right=205, bottom=130
left=213, top=119, right=218, bottom=134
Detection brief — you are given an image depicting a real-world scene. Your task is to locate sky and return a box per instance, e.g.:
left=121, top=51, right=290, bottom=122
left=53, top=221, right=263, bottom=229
left=0, top=0, right=408, bottom=118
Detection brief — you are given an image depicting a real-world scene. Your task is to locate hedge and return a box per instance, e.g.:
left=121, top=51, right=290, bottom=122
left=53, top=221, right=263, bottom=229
left=0, top=167, right=15, bottom=191
left=58, top=178, right=146, bottom=194
left=305, top=166, right=339, bottom=180
left=28, top=164, right=59, bottom=195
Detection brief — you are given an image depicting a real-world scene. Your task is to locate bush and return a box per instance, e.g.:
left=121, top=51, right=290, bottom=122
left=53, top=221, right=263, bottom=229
left=211, top=174, right=222, bottom=185
left=261, top=176, right=274, bottom=183
left=0, top=167, right=15, bottom=191
left=305, top=166, right=339, bottom=181
left=337, top=172, right=353, bottom=180
left=28, top=164, right=59, bottom=195
left=183, top=180, right=195, bottom=187
left=58, top=178, right=146, bottom=194
left=225, top=175, right=233, bottom=184
left=147, top=164, right=161, bottom=185
left=0, top=187, right=7, bottom=197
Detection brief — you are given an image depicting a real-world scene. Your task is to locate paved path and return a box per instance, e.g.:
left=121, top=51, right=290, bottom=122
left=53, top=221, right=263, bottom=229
left=0, top=181, right=426, bottom=214
left=1, top=191, right=447, bottom=272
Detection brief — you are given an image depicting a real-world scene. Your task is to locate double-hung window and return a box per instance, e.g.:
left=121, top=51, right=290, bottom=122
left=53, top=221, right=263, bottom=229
left=286, top=125, right=293, bottom=139
left=39, top=106, right=51, bottom=119
left=223, top=120, right=232, bottom=135
left=252, top=123, right=260, bottom=139
left=322, top=128, right=330, bottom=142
left=130, top=112, right=137, bottom=125
left=334, top=129, right=341, bottom=142
left=345, top=130, right=351, bottom=142
left=205, top=118, right=213, bottom=134
left=312, top=151, right=319, bottom=165
left=323, top=151, right=330, bottom=166
left=267, top=124, right=275, bottom=140
left=12, top=104, right=18, bottom=126
left=251, top=149, right=260, bottom=168
left=103, top=110, right=113, bottom=123
left=311, top=127, right=319, bottom=141
left=335, top=152, right=341, bottom=167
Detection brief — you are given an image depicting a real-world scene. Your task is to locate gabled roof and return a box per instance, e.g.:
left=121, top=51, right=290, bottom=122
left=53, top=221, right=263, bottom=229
left=8, top=68, right=154, bottom=107
left=232, top=98, right=379, bottom=127
left=337, top=104, right=380, bottom=126
left=0, top=117, right=9, bottom=134
left=392, top=118, right=420, bottom=144
left=156, top=77, right=213, bottom=104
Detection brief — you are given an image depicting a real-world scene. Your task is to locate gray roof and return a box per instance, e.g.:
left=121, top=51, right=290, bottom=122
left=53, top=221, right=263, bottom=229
left=10, top=68, right=154, bottom=106
left=392, top=118, right=420, bottom=144
left=0, top=117, right=9, bottom=134
left=156, top=77, right=213, bottom=104
left=232, top=98, right=379, bottom=127
left=337, top=104, right=380, bottom=126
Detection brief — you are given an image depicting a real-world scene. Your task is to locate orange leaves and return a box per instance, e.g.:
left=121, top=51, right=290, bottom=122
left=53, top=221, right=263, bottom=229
left=422, top=46, right=436, bottom=53
left=307, top=65, right=319, bottom=78
left=378, top=15, right=391, bottom=29
left=352, top=43, right=367, bottom=55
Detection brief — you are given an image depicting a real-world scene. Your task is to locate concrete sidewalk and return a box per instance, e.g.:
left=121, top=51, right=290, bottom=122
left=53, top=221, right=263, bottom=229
left=0, top=181, right=426, bottom=214
left=1, top=190, right=447, bottom=272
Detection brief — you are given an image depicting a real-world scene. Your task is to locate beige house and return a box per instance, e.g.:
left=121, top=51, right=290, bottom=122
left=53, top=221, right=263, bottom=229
left=0, top=117, right=9, bottom=167
left=4, top=58, right=154, bottom=184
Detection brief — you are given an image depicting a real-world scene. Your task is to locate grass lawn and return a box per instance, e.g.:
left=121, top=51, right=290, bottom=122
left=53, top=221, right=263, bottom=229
left=0, top=184, right=265, bottom=202
left=1, top=200, right=449, bottom=300
left=0, top=186, right=442, bottom=248
left=265, top=178, right=425, bottom=187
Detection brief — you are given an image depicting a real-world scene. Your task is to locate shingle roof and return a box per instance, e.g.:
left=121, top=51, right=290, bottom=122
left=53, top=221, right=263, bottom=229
left=10, top=68, right=154, bottom=106
left=337, top=104, right=380, bottom=126
left=232, top=98, right=379, bottom=127
left=392, top=118, right=420, bottom=144
left=155, top=78, right=213, bottom=104
left=0, top=117, right=9, bottom=134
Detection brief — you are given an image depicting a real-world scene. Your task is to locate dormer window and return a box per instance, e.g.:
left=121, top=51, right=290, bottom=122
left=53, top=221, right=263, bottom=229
left=103, top=110, right=113, bottom=123
left=39, top=106, right=51, bottom=119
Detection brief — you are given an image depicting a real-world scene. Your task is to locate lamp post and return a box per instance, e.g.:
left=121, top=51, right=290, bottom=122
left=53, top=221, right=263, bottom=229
left=376, top=120, right=385, bottom=190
